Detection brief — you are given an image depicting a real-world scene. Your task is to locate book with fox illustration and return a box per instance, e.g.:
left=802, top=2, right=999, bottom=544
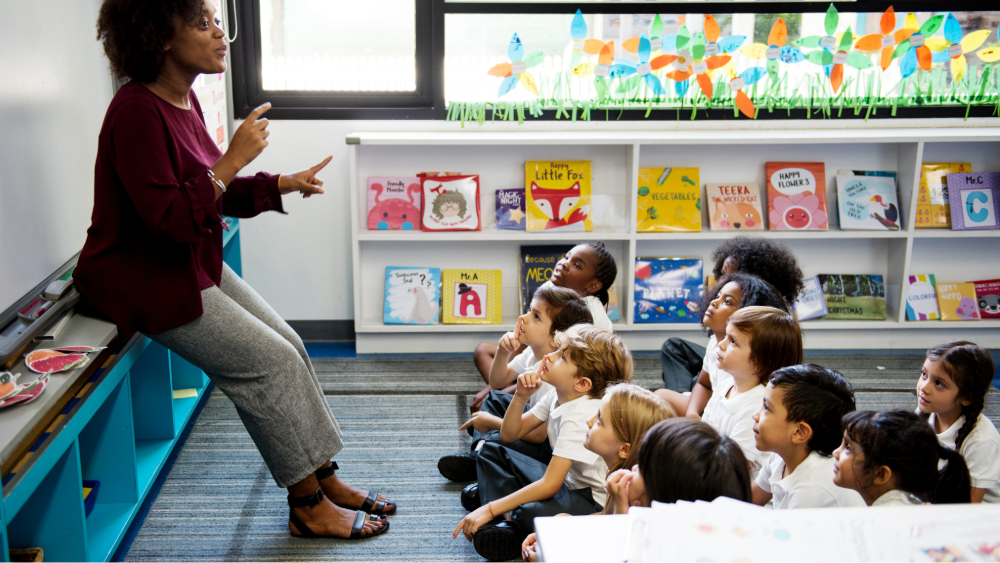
left=637, top=168, right=701, bottom=232
left=525, top=161, right=592, bottom=232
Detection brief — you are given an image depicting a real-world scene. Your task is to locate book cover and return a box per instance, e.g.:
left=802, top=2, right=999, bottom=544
left=442, top=269, right=502, bottom=324
left=637, top=168, right=702, bottom=232
left=383, top=267, right=441, bottom=325
left=818, top=274, right=886, bottom=320
left=421, top=175, right=482, bottom=231
left=496, top=188, right=526, bottom=230
left=936, top=282, right=981, bottom=321
left=606, top=281, right=620, bottom=322
left=947, top=172, right=1000, bottom=231
left=525, top=161, right=592, bottom=232
left=972, top=279, right=1000, bottom=319
left=906, top=275, right=939, bottom=321
left=794, top=276, right=829, bottom=321
left=766, top=162, right=829, bottom=230
left=835, top=174, right=901, bottom=230
left=367, top=177, right=422, bottom=230
left=706, top=182, right=764, bottom=231
left=633, top=258, right=703, bottom=323
left=917, top=163, right=969, bottom=228
left=519, top=245, right=573, bottom=314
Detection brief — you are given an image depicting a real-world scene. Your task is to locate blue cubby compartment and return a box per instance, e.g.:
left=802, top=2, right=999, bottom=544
left=78, top=375, right=138, bottom=561
left=170, top=351, right=208, bottom=435
left=7, top=441, right=88, bottom=561
left=222, top=216, right=241, bottom=277
left=129, top=341, right=176, bottom=499
left=1, top=492, right=8, bottom=563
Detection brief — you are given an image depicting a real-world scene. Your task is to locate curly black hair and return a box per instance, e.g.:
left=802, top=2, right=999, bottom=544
left=709, top=236, right=805, bottom=307
left=97, top=0, right=206, bottom=83
left=699, top=272, right=788, bottom=327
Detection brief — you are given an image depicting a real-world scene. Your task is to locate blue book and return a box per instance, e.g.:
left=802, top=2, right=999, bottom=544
left=633, top=258, right=703, bottom=323
left=794, top=276, right=829, bottom=321
left=384, top=267, right=441, bottom=325
left=496, top=188, right=526, bottom=230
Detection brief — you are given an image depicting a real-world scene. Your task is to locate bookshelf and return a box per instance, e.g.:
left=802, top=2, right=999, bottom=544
left=347, top=129, right=1000, bottom=353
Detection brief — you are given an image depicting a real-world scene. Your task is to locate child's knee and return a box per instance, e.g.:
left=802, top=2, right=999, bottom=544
left=473, top=342, right=493, bottom=359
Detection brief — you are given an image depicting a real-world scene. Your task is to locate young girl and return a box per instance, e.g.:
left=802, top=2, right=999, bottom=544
left=833, top=409, right=971, bottom=505
left=520, top=383, right=674, bottom=562
left=471, top=242, right=618, bottom=411
left=916, top=341, right=1000, bottom=503
left=657, top=305, right=803, bottom=478
left=662, top=236, right=804, bottom=392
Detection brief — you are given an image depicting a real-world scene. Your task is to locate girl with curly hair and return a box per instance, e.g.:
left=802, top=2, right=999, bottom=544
left=77, top=0, right=392, bottom=540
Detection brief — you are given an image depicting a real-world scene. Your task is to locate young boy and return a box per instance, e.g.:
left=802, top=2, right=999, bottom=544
left=751, top=364, right=866, bottom=509
left=438, top=285, right=593, bottom=482
left=453, top=325, right=632, bottom=562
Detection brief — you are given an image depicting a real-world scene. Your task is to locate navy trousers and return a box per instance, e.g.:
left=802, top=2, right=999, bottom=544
left=660, top=337, right=706, bottom=392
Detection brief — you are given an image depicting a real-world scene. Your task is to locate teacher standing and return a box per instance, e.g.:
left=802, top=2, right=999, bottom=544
left=76, top=0, right=394, bottom=540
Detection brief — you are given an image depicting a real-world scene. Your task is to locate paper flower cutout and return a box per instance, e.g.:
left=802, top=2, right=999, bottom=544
left=978, top=46, right=1000, bottom=63
left=728, top=67, right=767, bottom=118
left=609, top=34, right=670, bottom=96
left=572, top=39, right=616, bottom=100
left=487, top=33, right=544, bottom=97
left=769, top=193, right=828, bottom=230
left=893, top=13, right=946, bottom=79
left=791, top=3, right=841, bottom=68
left=828, top=28, right=873, bottom=93
left=929, top=13, right=991, bottom=82
left=622, top=14, right=665, bottom=55
left=741, top=18, right=818, bottom=83
left=853, top=6, right=901, bottom=71
left=663, top=28, right=731, bottom=99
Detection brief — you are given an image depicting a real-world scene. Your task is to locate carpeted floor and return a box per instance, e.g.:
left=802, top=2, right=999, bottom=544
left=123, top=351, right=1000, bottom=562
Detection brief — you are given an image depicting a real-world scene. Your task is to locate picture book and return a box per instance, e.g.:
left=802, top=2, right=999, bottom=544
left=766, top=162, right=829, bottom=230
left=383, top=267, right=440, bottom=325
left=518, top=245, right=572, bottom=314
left=496, top=188, right=526, bottom=230
left=421, top=175, right=481, bottom=231
left=525, top=161, right=592, bottom=232
left=794, top=276, right=829, bottom=321
left=706, top=182, right=764, bottom=231
left=906, top=275, right=939, bottom=321
left=936, top=282, right=981, bottom=321
left=817, top=274, right=886, bottom=320
left=606, top=281, right=620, bottom=322
left=917, top=163, right=969, bottom=228
left=633, top=258, right=703, bottom=323
left=637, top=168, right=701, bottom=232
left=947, top=172, right=1000, bottom=231
left=972, top=279, right=1000, bottom=319
left=367, top=177, right=422, bottom=230
left=442, top=269, right=502, bottom=324
left=835, top=174, right=900, bottom=230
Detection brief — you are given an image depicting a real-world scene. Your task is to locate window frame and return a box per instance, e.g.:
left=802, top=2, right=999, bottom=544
left=230, top=0, right=997, bottom=120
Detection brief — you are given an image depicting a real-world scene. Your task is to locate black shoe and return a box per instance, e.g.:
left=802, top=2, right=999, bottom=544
left=473, top=519, right=521, bottom=562
left=461, top=482, right=480, bottom=512
left=438, top=452, right=478, bottom=482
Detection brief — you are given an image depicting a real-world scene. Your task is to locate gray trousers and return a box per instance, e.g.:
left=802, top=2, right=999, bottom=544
left=146, top=263, right=343, bottom=488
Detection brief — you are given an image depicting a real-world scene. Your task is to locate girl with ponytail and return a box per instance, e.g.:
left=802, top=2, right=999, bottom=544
left=833, top=410, right=971, bottom=505
left=916, top=341, right=1000, bottom=503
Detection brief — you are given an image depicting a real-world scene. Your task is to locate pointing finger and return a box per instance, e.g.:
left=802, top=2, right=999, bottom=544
left=247, top=102, right=271, bottom=121
left=310, top=155, right=333, bottom=174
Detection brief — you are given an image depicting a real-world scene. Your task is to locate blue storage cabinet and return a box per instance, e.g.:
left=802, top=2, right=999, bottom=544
left=1, top=219, right=240, bottom=561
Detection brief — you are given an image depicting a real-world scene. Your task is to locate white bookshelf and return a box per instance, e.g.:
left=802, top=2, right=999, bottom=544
left=347, top=128, right=1000, bottom=354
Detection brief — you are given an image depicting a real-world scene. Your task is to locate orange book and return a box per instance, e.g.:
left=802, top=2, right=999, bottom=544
left=765, top=162, right=829, bottom=230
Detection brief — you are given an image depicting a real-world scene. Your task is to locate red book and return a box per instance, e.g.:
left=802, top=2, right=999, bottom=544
left=973, top=279, right=1000, bottom=319
left=766, top=162, right=829, bottom=230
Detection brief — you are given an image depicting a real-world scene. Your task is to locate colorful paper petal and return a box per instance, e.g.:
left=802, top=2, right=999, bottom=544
left=499, top=75, right=518, bottom=97
left=622, top=37, right=640, bottom=53
left=880, top=6, right=895, bottom=35
left=609, top=64, right=635, bottom=79
left=769, top=18, right=787, bottom=48
left=805, top=50, right=835, bottom=66
left=677, top=25, right=691, bottom=51
left=846, top=52, right=874, bottom=69
left=794, top=36, right=822, bottom=49
left=917, top=45, right=932, bottom=71
left=572, top=63, right=594, bottom=77
left=488, top=63, right=512, bottom=78
left=779, top=46, right=805, bottom=64
left=718, top=35, right=746, bottom=53
left=978, top=47, right=1000, bottom=63
left=931, top=49, right=952, bottom=64
left=951, top=54, right=967, bottom=82
left=570, top=9, right=587, bottom=40
left=651, top=14, right=663, bottom=40
left=638, top=34, right=651, bottom=63
left=675, top=79, right=690, bottom=97
left=943, top=13, right=962, bottom=44
left=880, top=46, right=894, bottom=71
left=918, top=15, right=945, bottom=37
left=595, top=76, right=608, bottom=99
left=650, top=54, right=677, bottom=70
left=584, top=39, right=607, bottom=55
left=739, top=66, right=768, bottom=86
left=523, top=51, right=545, bottom=68
left=599, top=41, right=615, bottom=65
left=643, top=74, right=666, bottom=96
left=696, top=73, right=713, bottom=98
left=705, top=14, right=720, bottom=43
left=904, top=12, right=919, bottom=31
left=838, top=27, right=854, bottom=51
left=666, top=69, right=693, bottom=82
left=824, top=3, right=839, bottom=37
left=892, top=39, right=910, bottom=60
left=894, top=28, right=915, bottom=44
left=854, top=34, right=885, bottom=51
left=741, top=43, right=768, bottom=59
left=766, top=59, right=780, bottom=82
left=612, top=58, right=637, bottom=69
left=706, top=55, right=732, bottom=70
left=519, top=72, right=539, bottom=95
left=736, top=89, right=755, bottom=119
left=831, top=64, right=844, bottom=93
left=925, top=37, right=951, bottom=52
left=693, top=32, right=706, bottom=61
left=961, top=30, right=991, bottom=54
left=660, top=34, right=678, bottom=53
left=508, top=33, right=524, bottom=63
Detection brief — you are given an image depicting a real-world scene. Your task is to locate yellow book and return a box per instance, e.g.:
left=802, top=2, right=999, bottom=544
left=525, top=161, right=592, bottom=232
left=917, top=163, right=970, bottom=228
left=442, top=269, right=502, bottom=324
left=637, top=168, right=701, bottom=232
left=936, top=282, right=981, bottom=321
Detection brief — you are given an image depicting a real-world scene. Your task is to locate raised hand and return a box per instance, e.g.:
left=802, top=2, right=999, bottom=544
left=515, top=365, right=542, bottom=399
left=498, top=317, right=524, bottom=355
left=278, top=155, right=332, bottom=198
left=227, top=102, right=271, bottom=169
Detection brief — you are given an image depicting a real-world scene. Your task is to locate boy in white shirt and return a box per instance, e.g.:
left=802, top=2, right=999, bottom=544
left=751, top=364, right=866, bottom=509
left=438, top=285, right=594, bottom=482
left=453, top=325, right=633, bottom=562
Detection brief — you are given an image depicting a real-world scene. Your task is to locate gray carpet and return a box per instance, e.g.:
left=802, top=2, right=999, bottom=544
left=124, top=352, right=999, bottom=561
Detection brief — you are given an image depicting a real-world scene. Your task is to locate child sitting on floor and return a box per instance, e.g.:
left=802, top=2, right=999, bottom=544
left=916, top=341, right=1000, bottom=503
left=470, top=242, right=618, bottom=412
left=833, top=409, right=971, bottom=505
left=453, top=325, right=632, bottom=562
left=657, top=305, right=802, bottom=478
left=751, top=364, right=866, bottom=509
left=660, top=236, right=804, bottom=392
left=438, top=285, right=593, bottom=482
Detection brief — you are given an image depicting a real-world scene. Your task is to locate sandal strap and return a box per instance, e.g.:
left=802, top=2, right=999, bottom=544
left=349, top=510, right=367, bottom=539
left=287, top=487, right=325, bottom=508
left=315, top=461, right=339, bottom=481
left=288, top=508, right=319, bottom=538
left=360, top=491, right=378, bottom=512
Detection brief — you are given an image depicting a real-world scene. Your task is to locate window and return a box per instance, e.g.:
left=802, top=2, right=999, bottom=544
left=230, top=2, right=1000, bottom=120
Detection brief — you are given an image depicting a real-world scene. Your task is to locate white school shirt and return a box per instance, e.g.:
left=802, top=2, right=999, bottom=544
left=871, top=489, right=922, bottom=507
left=538, top=281, right=613, bottom=331
left=756, top=451, right=867, bottom=509
left=529, top=393, right=608, bottom=507
left=929, top=412, right=1000, bottom=503
left=508, top=347, right=553, bottom=407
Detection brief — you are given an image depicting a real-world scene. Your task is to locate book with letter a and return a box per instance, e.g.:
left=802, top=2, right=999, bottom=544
left=442, top=269, right=502, bottom=324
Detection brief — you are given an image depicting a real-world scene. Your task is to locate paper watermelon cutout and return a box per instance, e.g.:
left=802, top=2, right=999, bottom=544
left=25, top=350, right=89, bottom=374
left=51, top=346, right=106, bottom=353
left=0, top=372, right=19, bottom=399
left=0, top=373, right=50, bottom=410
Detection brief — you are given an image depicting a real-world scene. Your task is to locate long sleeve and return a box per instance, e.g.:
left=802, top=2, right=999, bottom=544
left=222, top=172, right=286, bottom=218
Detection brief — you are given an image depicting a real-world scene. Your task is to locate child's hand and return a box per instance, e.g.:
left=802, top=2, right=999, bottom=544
left=498, top=318, right=524, bottom=355
left=605, top=469, right=635, bottom=515
left=459, top=411, right=501, bottom=434
left=515, top=367, right=542, bottom=399
left=453, top=503, right=494, bottom=541
left=522, top=533, right=539, bottom=562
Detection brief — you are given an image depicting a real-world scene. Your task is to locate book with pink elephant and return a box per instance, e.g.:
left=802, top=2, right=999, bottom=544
left=765, top=162, right=829, bottom=230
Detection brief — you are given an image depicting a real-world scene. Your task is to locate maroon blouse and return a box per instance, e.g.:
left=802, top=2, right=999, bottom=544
left=76, top=81, right=284, bottom=335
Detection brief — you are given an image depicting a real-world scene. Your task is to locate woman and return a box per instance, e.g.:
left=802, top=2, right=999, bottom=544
left=77, top=0, right=393, bottom=540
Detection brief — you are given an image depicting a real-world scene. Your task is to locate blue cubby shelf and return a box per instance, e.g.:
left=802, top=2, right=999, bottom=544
left=1, top=227, right=238, bottom=561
